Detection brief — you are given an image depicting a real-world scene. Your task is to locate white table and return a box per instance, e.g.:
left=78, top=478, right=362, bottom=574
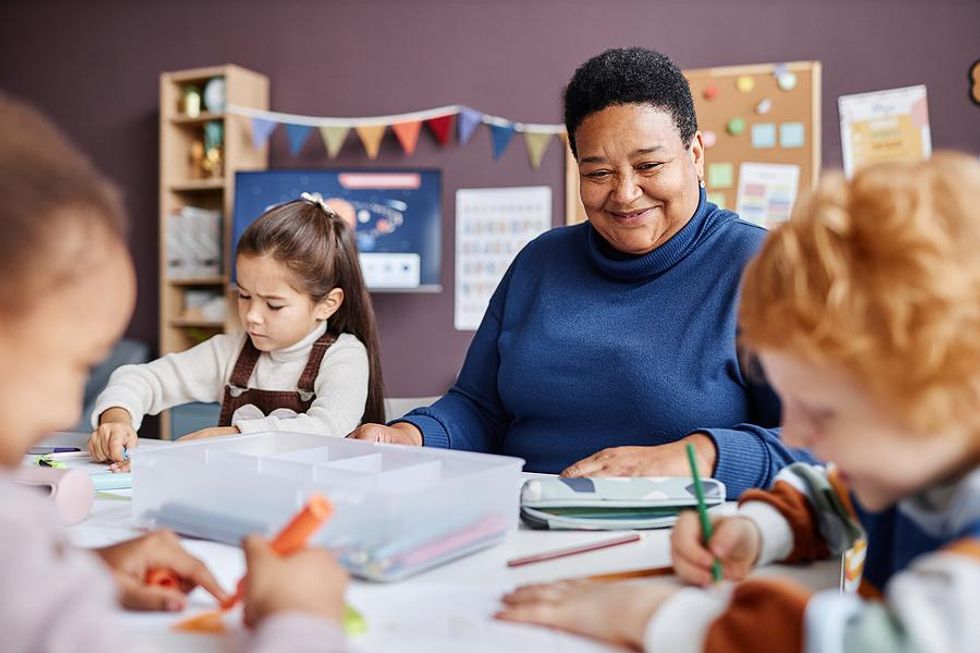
left=52, top=435, right=839, bottom=652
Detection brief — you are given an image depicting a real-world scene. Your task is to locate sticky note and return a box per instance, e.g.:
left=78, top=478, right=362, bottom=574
left=707, top=192, right=727, bottom=209
left=751, top=123, right=776, bottom=149
left=736, top=76, right=755, bottom=93
left=703, top=86, right=719, bottom=101
left=755, top=98, right=773, bottom=115
left=707, top=162, right=734, bottom=189
left=780, top=122, right=805, bottom=148
left=726, top=117, right=746, bottom=136
left=702, top=130, right=718, bottom=148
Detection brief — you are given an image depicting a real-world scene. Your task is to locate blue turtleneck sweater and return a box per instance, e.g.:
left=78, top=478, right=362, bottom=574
left=399, top=192, right=813, bottom=496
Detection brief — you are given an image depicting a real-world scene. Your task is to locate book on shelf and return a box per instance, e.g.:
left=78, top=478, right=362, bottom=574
left=165, top=206, right=222, bottom=279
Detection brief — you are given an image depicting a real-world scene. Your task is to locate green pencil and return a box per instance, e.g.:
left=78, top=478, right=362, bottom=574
left=685, top=442, right=723, bottom=583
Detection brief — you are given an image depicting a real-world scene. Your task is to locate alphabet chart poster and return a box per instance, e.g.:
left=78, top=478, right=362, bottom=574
left=454, top=186, right=552, bottom=331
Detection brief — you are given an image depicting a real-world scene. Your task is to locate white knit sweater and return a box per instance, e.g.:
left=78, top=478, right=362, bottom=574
left=91, top=322, right=369, bottom=438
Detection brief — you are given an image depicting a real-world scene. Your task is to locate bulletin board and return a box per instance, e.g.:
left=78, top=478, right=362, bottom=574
left=566, top=61, right=821, bottom=225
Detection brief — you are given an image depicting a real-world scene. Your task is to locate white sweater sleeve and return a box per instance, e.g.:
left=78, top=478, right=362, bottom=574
left=233, top=334, right=370, bottom=438
left=91, top=333, right=242, bottom=430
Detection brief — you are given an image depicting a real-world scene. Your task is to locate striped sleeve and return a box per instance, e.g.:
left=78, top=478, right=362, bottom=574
left=740, top=463, right=864, bottom=563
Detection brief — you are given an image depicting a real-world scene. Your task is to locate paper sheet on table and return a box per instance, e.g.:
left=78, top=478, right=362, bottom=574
left=348, top=582, right=615, bottom=652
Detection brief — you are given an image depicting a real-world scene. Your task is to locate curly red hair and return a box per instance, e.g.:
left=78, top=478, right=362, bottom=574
left=740, top=152, right=980, bottom=435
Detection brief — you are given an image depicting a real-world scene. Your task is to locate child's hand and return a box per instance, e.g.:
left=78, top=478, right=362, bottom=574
left=94, top=530, right=228, bottom=612
left=497, top=579, right=678, bottom=648
left=177, top=426, right=240, bottom=442
left=241, top=534, right=348, bottom=627
left=671, top=512, right=761, bottom=586
left=347, top=422, right=422, bottom=446
left=89, top=408, right=137, bottom=464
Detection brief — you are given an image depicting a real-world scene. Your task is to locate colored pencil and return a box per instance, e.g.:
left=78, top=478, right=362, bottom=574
left=686, top=442, right=723, bottom=583
left=584, top=564, right=675, bottom=582
left=507, top=532, right=641, bottom=568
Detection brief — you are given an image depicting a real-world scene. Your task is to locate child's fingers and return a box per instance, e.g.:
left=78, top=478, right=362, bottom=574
left=670, top=511, right=716, bottom=568
left=670, top=549, right=715, bottom=587
left=107, top=430, right=134, bottom=462
left=149, top=532, right=228, bottom=603
left=120, top=580, right=187, bottom=612
left=88, top=429, right=106, bottom=462
left=709, top=519, right=750, bottom=559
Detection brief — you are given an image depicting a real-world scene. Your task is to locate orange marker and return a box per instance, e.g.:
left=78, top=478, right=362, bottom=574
left=174, top=494, right=333, bottom=633
left=219, top=493, right=333, bottom=610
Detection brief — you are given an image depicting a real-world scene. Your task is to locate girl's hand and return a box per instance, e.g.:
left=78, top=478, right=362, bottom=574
left=497, top=579, right=678, bottom=648
left=89, top=408, right=137, bottom=464
left=177, top=426, right=240, bottom=442
left=671, top=512, right=761, bottom=586
left=242, top=534, right=348, bottom=627
left=347, top=422, right=422, bottom=446
left=94, top=530, right=228, bottom=612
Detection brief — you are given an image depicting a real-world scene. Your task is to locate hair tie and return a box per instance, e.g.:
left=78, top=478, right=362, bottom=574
left=300, top=192, right=341, bottom=220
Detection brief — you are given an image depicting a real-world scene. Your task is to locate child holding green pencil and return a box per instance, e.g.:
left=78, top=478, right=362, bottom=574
left=497, top=153, right=980, bottom=653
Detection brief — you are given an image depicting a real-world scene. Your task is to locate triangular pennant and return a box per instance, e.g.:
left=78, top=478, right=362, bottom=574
left=355, top=124, right=387, bottom=159
left=425, top=115, right=454, bottom=146
left=489, top=123, right=517, bottom=160
left=457, top=107, right=483, bottom=145
left=318, top=126, right=350, bottom=159
left=392, top=120, right=423, bottom=156
left=523, top=131, right=554, bottom=169
left=250, top=118, right=278, bottom=150
left=285, top=124, right=313, bottom=156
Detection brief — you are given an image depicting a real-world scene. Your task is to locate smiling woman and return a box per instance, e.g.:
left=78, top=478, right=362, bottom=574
left=350, top=47, right=814, bottom=497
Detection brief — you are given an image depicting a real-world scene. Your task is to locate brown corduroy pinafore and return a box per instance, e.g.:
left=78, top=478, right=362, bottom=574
left=217, top=332, right=337, bottom=426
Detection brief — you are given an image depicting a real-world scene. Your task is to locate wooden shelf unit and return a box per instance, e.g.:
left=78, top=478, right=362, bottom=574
left=158, top=64, right=269, bottom=437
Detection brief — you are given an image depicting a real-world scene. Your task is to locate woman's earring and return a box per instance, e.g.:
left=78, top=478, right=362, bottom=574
left=698, top=177, right=706, bottom=188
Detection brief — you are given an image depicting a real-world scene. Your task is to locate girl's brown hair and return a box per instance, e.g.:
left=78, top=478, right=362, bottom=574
left=0, top=94, right=126, bottom=309
left=740, top=152, right=980, bottom=435
left=237, top=199, right=386, bottom=425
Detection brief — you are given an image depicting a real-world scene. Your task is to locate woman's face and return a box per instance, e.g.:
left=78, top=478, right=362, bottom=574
left=575, top=104, right=704, bottom=255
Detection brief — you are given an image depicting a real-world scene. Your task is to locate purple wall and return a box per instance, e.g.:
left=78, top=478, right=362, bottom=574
left=2, top=0, right=978, bottom=398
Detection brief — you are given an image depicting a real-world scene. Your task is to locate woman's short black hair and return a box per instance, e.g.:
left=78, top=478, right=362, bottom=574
left=563, top=47, right=698, bottom=157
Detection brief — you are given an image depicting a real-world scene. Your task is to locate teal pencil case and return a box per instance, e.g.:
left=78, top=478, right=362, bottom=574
left=520, top=476, right=726, bottom=530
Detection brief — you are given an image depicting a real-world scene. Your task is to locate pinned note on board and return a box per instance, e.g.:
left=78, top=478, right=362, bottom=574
left=751, top=123, right=776, bottom=149
left=780, top=122, right=805, bottom=148
left=707, top=162, right=734, bottom=189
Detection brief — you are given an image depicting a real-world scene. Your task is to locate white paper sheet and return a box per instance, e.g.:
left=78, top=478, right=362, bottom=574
left=838, top=85, right=931, bottom=178
left=735, top=162, right=801, bottom=228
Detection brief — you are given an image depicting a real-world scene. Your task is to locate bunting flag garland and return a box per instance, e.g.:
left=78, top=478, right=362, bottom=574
left=523, top=131, right=554, bottom=169
left=319, top=126, right=349, bottom=159
left=392, top=120, right=423, bottom=155
left=233, top=104, right=566, bottom=167
left=285, top=123, right=313, bottom=156
left=425, top=114, right=454, bottom=145
left=250, top=117, right=278, bottom=150
left=489, top=122, right=517, bottom=160
left=355, top=124, right=387, bottom=160
left=457, top=107, right=484, bottom=145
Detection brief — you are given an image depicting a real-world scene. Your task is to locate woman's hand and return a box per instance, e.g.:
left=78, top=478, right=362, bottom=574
left=347, top=422, right=423, bottom=446
left=560, top=432, right=717, bottom=478
left=94, top=530, right=228, bottom=612
left=671, top=512, right=761, bottom=586
left=89, top=407, right=137, bottom=464
left=242, top=534, right=348, bottom=627
left=177, top=426, right=240, bottom=442
left=497, top=579, right=678, bottom=648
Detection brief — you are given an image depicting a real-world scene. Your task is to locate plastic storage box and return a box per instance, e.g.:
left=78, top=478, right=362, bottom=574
left=131, top=432, right=524, bottom=581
